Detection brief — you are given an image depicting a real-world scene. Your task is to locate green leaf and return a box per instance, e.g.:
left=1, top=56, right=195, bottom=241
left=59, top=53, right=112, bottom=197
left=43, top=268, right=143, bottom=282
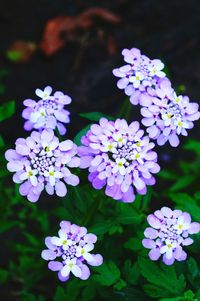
left=93, top=261, right=121, bottom=286
left=187, top=258, right=198, bottom=279
left=0, top=100, right=15, bottom=122
left=169, top=193, right=200, bottom=222
left=160, top=290, right=197, bottom=301
left=0, top=135, right=5, bottom=147
left=123, top=260, right=140, bottom=285
left=0, top=220, right=18, bottom=233
left=170, top=175, right=195, bottom=192
left=90, top=220, right=114, bottom=235
left=116, top=202, right=144, bottom=225
left=80, top=111, right=114, bottom=122
left=158, top=170, right=178, bottom=180
left=74, top=124, right=92, bottom=146
left=184, top=139, right=200, bottom=157
left=54, top=286, right=67, bottom=301
left=124, top=238, right=143, bottom=252
left=0, top=268, right=8, bottom=284
left=138, top=257, right=186, bottom=298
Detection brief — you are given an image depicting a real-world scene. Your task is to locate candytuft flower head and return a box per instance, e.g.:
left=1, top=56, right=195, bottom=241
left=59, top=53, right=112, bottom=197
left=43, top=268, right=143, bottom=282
left=22, top=86, right=71, bottom=135
left=41, top=221, right=103, bottom=282
left=142, top=207, right=200, bottom=265
left=141, top=87, right=200, bottom=147
left=78, top=118, right=160, bottom=202
left=112, top=47, right=166, bottom=105
left=5, top=129, right=80, bottom=202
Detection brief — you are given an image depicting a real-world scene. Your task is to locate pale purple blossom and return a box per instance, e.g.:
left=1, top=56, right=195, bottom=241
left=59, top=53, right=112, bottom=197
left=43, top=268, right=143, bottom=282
left=5, top=129, right=80, bottom=202
left=22, top=86, right=71, bottom=135
left=112, top=47, right=167, bottom=105
left=78, top=118, right=160, bottom=203
left=41, top=221, right=103, bottom=282
left=141, top=87, right=200, bottom=147
left=142, top=207, right=200, bottom=265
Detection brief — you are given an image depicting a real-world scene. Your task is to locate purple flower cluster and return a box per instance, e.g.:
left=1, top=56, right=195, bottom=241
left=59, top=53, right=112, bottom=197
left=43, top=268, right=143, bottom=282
left=41, top=221, right=103, bottom=281
left=78, top=118, right=160, bottom=202
left=5, top=129, right=80, bottom=202
left=22, top=86, right=71, bottom=135
left=142, top=207, right=200, bottom=265
left=141, top=86, right=200, bottom=147
left=113, top=47, right=166, bottom=105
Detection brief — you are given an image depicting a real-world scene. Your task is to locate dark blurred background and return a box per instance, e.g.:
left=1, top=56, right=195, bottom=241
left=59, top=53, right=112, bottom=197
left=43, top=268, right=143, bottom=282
left=0, top=0, right=200, bottom=151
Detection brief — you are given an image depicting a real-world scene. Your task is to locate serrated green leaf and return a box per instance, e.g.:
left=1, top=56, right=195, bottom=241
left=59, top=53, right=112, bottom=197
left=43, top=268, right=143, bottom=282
left=93, top=261, right=121, bottom=286
left=160, top=290, right=197, bottom=301
left=80, top=111, right=114, bottom=122
left=123, top=260, right=140, bottom=285
left=138, top=257, right=186, bottom=297
left=0, top=100, right=15, bottom=122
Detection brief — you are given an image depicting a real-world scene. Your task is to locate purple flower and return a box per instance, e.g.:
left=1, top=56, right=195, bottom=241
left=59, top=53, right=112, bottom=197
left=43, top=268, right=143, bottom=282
left=5, top=129, right=80, bottom=202
left=78, top=118, right=160, bottom=203
left=112, top=47, right=166, bottom=105
left=22, top=86, right=71, bottom=135
left=141, top=87, right=200, bottom=147
left=41, top=221, right=103, bottom=281
left=142, top=207, right=200, bottom=265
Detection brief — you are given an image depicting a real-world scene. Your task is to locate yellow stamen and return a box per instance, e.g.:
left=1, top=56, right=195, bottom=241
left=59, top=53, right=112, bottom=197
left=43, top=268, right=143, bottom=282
left=49, top=171, right=54, bottom=176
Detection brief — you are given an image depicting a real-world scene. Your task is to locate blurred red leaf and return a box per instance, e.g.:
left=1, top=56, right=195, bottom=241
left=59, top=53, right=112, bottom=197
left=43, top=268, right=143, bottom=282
left=40, top=8, right=121, bottom=56
left=6, top=41, right=37, bottom=63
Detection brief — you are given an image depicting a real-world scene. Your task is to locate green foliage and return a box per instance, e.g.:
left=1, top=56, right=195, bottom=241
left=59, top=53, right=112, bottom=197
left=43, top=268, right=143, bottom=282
left=138, top=257, right=186, bottom=298
left=2, top=100, right=200, bottom=301
left=74, top=124, right=92, bottom=146
left=80, top=111, right=114, bottom=122
left=93, top=261, right=121, bottom=286
left=0, top=100, right=15, bottom=122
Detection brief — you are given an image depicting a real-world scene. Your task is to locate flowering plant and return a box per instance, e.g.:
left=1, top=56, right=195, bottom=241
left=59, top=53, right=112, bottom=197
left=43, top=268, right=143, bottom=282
left=1, top=48, right=200, bottom=301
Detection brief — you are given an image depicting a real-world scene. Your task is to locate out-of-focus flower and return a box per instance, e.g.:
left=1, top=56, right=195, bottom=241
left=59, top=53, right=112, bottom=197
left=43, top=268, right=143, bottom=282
left=22, top=86, right=71, bottom=135
left=78, top=118, right=160, bottom=202
left=112, top=47, right=167, bottom=105
left=141, top=89, right=200, bottom=147
left=142, top=207, right=200, bottom=265
left=41, top=221, right=103, bottom=281
left=5, top=129, right=80, bottom=202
